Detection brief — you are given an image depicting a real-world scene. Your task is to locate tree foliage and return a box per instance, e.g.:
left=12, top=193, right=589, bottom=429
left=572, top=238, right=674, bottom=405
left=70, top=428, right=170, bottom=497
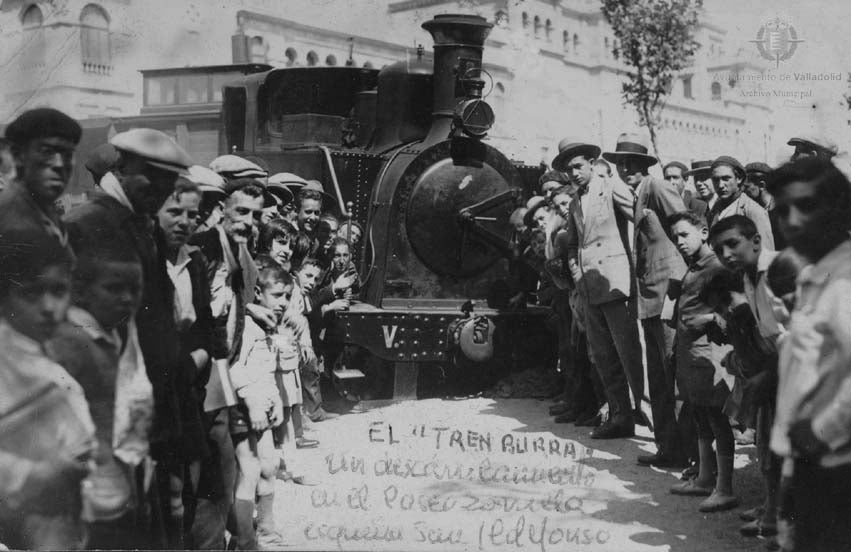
left=601, top=0, right=703, bottom=160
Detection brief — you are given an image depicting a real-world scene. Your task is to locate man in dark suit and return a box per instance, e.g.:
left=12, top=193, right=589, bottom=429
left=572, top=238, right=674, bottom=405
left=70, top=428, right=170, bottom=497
left=603, top=133, right=690, bottom=467
left=664, top=161, right=708, bottom=219
left=562, top=140, right=642, bottom=439
left=64, top=128, right=195, bottom=548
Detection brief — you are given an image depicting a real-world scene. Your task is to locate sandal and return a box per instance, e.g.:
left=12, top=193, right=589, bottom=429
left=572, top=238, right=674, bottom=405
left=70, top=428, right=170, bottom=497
left=699, top=491, right=740, bottom=512
left=670, top=479, right=713, bottom=496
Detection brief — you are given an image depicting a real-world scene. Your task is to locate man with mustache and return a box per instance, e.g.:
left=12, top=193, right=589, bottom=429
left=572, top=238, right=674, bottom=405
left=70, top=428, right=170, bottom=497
left=64, top=128, right=196, bottom=548
left=188, top=177, right=265, bottom=549
left=0, top=108, right=81, bottom=247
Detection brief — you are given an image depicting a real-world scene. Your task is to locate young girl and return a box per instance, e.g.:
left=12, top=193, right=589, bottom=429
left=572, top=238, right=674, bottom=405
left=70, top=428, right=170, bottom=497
left=667, top=212, right=737, bottom=512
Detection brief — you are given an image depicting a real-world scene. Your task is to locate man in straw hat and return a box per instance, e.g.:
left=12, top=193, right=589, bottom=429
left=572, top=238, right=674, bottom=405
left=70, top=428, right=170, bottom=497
left=556, top=138, right=643, bottom=439
left=603, top=132, right=690, bottom=467
left=688, top=160, right=716, bottom=210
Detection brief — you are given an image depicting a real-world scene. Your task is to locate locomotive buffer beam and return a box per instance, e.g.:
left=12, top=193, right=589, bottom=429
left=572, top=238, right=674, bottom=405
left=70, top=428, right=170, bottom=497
left=457, top=188, right=520, bottom=260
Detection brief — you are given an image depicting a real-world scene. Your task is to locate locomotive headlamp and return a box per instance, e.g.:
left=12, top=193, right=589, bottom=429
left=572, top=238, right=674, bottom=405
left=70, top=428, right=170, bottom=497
left=454, top=99, right=495, bottom=137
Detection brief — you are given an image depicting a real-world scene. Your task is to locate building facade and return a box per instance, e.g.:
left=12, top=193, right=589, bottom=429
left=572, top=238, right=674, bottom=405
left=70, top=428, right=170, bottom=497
left=0, top=0, right=775, bottom=166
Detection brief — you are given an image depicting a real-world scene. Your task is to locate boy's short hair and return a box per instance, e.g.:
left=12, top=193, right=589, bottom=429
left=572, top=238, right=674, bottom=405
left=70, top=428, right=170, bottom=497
left=290, top=231, right=315, bottom=269
left=319, top=212, right=339, bottom=225
left=258, top=217, right=296, bottom=256
left=699, top=269, right=744, bottom=308
left=766, top=157, right=851, bottom=216
left=551, top=185, right=574, bottom=198
left=767, top=248, right=808, bottom=299
left=297, top=188, right=323, bottom=207
left=73, top=245, right=142, bottom=290
left=538, top=170, right=571, bottom=187
left=708, top=215, right=759, bottom=244
left=172, top=176, right=200, bottom=200
left=295, top=257, right=322, bottom=273
left=328, top=236, right=351, bottom=252
left=667, top=211, right=707, bottom=231
left=0, top=230, right=73, bottom=298
left=255, top=254, right=294, bottom=289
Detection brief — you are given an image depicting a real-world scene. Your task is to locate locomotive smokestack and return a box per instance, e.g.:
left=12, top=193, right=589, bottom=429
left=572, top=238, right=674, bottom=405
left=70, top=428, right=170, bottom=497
left=421, top=14, right=493, bottom=144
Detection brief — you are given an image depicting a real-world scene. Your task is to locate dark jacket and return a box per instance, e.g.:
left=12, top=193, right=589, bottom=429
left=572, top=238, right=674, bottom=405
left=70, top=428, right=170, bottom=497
left=64, top=191, right=185, bottom=458
left=683, top=190, right=709, bottom=220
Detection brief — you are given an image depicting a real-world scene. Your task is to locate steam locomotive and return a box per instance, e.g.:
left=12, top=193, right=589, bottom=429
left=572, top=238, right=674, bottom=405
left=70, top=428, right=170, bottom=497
left=217, top=14, right=552, bottom=399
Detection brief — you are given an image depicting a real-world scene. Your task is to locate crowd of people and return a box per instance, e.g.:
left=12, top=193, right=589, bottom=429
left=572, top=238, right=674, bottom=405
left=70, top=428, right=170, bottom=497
left=0, top=104, right=849, bottom=552
left=514, top=131, right=851, bottom=552
left=0, top=108, right=363, bottom=550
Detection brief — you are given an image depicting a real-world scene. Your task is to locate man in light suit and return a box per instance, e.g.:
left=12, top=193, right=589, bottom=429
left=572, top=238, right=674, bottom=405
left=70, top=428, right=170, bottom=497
left=561, top=141, right=642, bottom=439
left=604, top=133, right=690, bottom=467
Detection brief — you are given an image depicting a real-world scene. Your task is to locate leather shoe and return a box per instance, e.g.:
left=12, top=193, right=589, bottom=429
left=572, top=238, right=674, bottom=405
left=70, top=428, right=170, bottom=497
left=554, top=411, right=579, bottom=424
left=575, top=413, right=602, bottom=427
left=549, top=403, right=571, bottom=416
left=636, top=453, right=690, bottom=468
left=309, top=410, right=340, bottom=422
left=590, top=418, right=634, bottom=439
left=296, top=437, right=319, bottom=449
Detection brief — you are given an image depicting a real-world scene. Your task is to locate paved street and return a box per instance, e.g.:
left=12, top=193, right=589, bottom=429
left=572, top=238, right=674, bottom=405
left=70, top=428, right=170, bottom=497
left=276, top=397, right=765, bottom=551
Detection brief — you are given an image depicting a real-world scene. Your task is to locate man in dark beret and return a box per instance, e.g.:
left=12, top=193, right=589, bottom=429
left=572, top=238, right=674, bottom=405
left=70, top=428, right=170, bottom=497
left=664, top=160, right=708, bottom=219
left=707, top=155, right=774, bottom=249
left=0, top=108, right=81, bottom=247
left=743, top=162, right=774, bottom=211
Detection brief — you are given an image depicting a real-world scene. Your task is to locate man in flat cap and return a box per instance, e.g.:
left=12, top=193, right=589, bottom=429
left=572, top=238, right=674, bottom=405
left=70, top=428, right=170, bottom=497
left=743, top=162, right=774, bottom=211
left=604, top=132, right=689, bottom=466
left=788, top=135, right=837, bottom=162
left=664, top=160, right=708, bottom=219
left=0, top=108, right=81, bottom=247
left=556, top=138, right=642, bottom=439
left=64, top=128, right=197, bottom=548
left=707, top=156, right=774, bottom=250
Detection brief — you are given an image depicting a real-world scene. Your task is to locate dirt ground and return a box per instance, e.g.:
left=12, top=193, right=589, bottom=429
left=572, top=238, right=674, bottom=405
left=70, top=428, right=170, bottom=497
left=274, top=397, right=767, bottom=552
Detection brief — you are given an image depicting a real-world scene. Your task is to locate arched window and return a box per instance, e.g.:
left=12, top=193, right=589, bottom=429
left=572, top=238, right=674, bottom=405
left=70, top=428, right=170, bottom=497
left=604, top=37, right=609, bottom=53
left=522, top=12, right=528, bottom=29
left=22, top=4, right=43, bottom=28
left=711, top=81, right=722, bottom=100
left=249, top=36, right=266, bottom=63
left=563, top=30, right=569, bottom=52
left=325, top=54, right=337, bottom=66
left=533, top=15, right=540, bottom=36
left=285, top=47, right=297, bottom=66
left=80, top=4, right=111, bottom=72
left=306, top=51, right=318, bottom=66
left=545, top=19, right=553, bottom=39
left=573, top=33, right=579, bottom=53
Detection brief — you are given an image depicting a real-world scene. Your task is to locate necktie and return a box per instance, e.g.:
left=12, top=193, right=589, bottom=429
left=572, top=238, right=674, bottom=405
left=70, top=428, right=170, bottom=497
left=237, top=241, right=258, bottom=306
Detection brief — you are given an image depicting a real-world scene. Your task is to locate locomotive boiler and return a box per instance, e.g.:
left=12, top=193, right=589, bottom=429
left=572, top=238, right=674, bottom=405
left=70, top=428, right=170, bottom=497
left=221, top=14, right=551, bottom=398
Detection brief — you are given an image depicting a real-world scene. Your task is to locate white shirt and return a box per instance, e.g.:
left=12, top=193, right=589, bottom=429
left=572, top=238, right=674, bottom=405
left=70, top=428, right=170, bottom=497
left=771, top=239, right=851, bottom=466
left=742, top=248, right=785, bottom=346
left=67, top=307, right=153, bottom=467
left=166, top=245, right=197, bottom=331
